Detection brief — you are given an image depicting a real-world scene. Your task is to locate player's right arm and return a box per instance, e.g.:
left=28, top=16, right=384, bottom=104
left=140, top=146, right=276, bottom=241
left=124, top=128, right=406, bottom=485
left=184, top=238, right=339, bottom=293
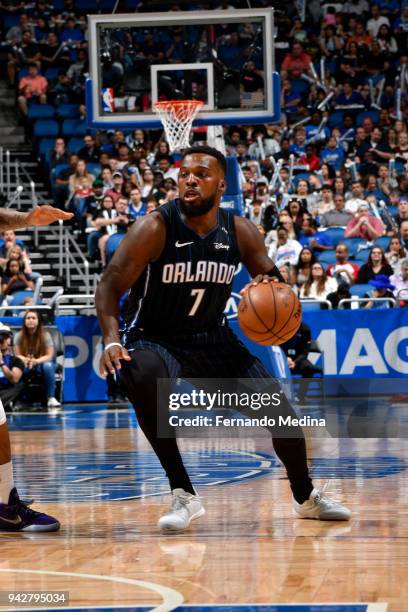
left=95, top=212, right=166, bottom=376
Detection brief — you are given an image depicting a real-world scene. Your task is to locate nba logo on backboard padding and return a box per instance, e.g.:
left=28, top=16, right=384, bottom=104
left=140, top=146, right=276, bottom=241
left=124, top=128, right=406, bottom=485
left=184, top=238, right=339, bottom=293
left=102, top=88, right=114, bottom=113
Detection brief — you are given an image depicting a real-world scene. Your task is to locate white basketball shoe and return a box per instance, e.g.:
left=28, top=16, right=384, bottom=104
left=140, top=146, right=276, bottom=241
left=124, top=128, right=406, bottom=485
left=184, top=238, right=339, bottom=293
left=158, top=489, right=205, bottom=531
left=293, top=483, right=352, bottom=521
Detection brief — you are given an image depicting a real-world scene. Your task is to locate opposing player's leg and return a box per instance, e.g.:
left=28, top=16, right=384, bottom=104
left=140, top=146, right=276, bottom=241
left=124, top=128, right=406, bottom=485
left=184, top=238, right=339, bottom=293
left=242, top=359, right=351, bottom=521
left=0, top=401, right=60, bottom=531
left=119, top=346, right=205, bottom=530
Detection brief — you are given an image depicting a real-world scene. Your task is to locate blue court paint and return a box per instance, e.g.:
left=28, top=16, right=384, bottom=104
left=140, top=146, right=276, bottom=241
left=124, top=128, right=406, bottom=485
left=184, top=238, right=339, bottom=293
left=11, top=446, right=406, bottom=502
left=23, top=604, right=372, bottom=612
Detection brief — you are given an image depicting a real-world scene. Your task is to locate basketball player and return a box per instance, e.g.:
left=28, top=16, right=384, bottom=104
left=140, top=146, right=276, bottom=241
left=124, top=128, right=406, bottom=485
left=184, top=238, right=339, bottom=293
left=0, top=204, right=72, bottom=531
left=96, top=146, right=351, bottom=530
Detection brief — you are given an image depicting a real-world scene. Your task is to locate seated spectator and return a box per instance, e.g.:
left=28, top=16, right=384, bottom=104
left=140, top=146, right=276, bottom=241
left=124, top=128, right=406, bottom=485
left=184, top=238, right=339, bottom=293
left=17, top=63, right=48, bottom=116
left=246, top=199, right=265, bottom=227
left=157, top=156, right=179, bottom=181
left=345, top=203, right=384, bottom=240
left=300, top=262, right=338, bottom=300
left=294, top=247, right=316, bottom=289
left=248, top=126, right=280, bottom=159
left=0, top=323, right=25, bottom=411
left=281, top=42, right=312, bottom=80
left=53, top=153, right=78, bottom=209
left=50, top=138, right=69, bottom=168
left=87, top=194, right=116, bottom=262
left=390, top=259, right=408, bottom=305
left=297, top=144, right=321, bottom=172
left=345, top=180, right=368, bottom=213
left=285, top=199, right=307, bottom=233
left=14, top=310, right=61, bottom=408
left=327, top=244, right=359, bottom=286
left=268, top=226, right=302, bottom=267
left=68, top=160, right=96, bottom=220
left=294, top=179, right=316, bottom=212
left=311, top=184, right=334, bottom=219
left=8, top=30, right=40, bottom=85
left=277, top=211, right=298, bottom=241
left=78, top=135, right=101, bottom=164
left=0, top=230, right=27, bottom=264
left=364, top=174, right=388, bottom=202
left=320, top=136, right=345, bottom=172
left=363, top=275, right=396, bottom=309
left=1, top=260, right=34, bottom=306
left=335, top=81, right=365, bottom=108
left=241, top=61, right=264, bottom=93
left=401, top=221, right=408, bottom=252
left=377, top=164, right=398, bottom=198
left=320, top=194, right=353, bottom=227
left=395, top=198, right=408, bottom=229
left=81, top=178, right=105, bottom=236
left=105, top=171, right=126, bottom=202
left=281, top=322, right=322, bottom=398
left=128, top=187, right=146, bottom=220
left=280, top=79, right=302, bottom=116
left=326, top=282, right=352, bottom=309
left=385, top=237, right=407, bottom=273
left=358, top=246, right=394, bottom=283
left=126, top=128, right=146, bottom=151
left=299, top=217, right=334, bottom=253
left=89, top=196, right=130, bottom=267
left=6, top=244, right=34, bottom=277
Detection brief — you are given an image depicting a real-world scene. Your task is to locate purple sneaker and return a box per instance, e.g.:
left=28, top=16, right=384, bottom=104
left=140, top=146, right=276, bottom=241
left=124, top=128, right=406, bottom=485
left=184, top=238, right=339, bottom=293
left=0, top=488, right=60, bottom=532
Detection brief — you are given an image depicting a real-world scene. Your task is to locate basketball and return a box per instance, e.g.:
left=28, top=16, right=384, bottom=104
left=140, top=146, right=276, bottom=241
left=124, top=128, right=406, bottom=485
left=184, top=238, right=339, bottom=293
left=238, top=281, right=302, bottom=346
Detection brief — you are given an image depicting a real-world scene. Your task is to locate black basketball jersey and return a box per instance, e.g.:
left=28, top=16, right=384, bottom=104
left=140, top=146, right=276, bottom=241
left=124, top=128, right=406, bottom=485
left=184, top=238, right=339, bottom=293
left=121, top=201, right=241, bottom=343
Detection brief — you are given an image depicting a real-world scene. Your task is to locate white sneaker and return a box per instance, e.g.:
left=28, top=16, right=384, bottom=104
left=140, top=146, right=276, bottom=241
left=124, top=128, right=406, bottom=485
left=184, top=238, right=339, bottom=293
left=47, top=397, right=61, bottom=408
left=158, top=489, right=205, bottom=531
left=293, top=483, right=352, bottom=521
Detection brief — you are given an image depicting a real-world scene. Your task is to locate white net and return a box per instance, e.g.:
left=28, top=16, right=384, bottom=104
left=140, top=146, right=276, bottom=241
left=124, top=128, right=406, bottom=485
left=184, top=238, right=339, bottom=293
left=153, top=99, right=204, bottom=152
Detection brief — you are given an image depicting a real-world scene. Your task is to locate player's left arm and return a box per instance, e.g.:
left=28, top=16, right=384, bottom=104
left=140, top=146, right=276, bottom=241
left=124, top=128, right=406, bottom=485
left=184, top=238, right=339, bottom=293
left=0, top=205, right=73, bottom=230
left=234, top=216, right=285, bottom=289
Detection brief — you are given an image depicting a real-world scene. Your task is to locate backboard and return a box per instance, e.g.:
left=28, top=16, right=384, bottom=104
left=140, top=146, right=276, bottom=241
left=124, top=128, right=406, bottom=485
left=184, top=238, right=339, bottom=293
left=86, top=8, right=280, bottom=130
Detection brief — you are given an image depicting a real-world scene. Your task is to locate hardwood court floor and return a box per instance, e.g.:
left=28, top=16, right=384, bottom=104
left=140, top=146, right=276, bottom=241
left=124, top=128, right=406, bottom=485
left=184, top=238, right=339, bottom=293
left=1, top=404, right=407, bottom=612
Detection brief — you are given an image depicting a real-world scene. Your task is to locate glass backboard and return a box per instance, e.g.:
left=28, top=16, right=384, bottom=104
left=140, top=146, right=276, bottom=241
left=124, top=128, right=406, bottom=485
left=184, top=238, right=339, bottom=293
left=87, top=8, right=280, bottom=129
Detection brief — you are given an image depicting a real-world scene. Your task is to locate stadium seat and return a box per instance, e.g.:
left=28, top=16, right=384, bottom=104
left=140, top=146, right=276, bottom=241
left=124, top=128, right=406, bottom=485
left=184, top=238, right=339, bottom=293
left=67, top=137, right=85, bottom=154
left=3, top=15, right=20, bottom=29
left=27, top=104, right=55, bottom=120
left=124, top=0, right=141, bottom=7
left=320, top=227, right=345, bottom=244
left=300, top=300, right=329, bottom=311
left=62, top=119, right=88, bottom=138
left=106, top=233, right=126, bottom=263
left=387, top=205, right=398, bottom=217
left=87, top=163, right=102, bottom=177
left=33, top=119, right=59, bottom=139
left=57, top=104, right=81, bottom=119
left=316, top=250, right=338, bottom=265
left=100, top=0, right=117, bottom=8
left=374, top=236, right=391, bottom=251
left=44, top=67, right=61, bottom=81
left=343, top=238, right=366, bottom=257
left=74, top=0, right=98, bottom=9
left=353, top=249, right=371, bottom=264
left=51, top=163, right=70, bottom=184
left=290, top=79, right=309, bottom=96
left=39, top=138, right=57, bottom=158
left=349, top=283, right=372, bottom=297
left=327, top=110, right=344, bottom=129
left=293, top=173, right=311, bottom=186
left=356, top=110, right=380, bottom=127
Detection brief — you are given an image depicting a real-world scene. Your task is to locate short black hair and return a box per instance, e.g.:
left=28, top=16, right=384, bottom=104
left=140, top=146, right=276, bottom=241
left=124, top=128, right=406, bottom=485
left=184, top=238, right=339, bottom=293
left=181, top=145, right=227, bottom=176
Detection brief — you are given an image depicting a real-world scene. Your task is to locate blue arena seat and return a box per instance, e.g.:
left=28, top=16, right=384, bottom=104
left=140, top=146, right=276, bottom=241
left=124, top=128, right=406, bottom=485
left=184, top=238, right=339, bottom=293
left=44, top=67, right=61, bottom=81
left=57, top=104, right=81, bottom=119
left=300, top=301, right=328, bottom=311
left=349, top=283, right=372, bottom=297
left=51, top=163, right=70, bottom=184
left=62, top=119, right=88, bottom=138
left=100, top=0, right=117, bottom=8
left=356, top=110, right=380, bottom=127
left=27, top=104, right=55, bottom=120
left=39, top=138, right=57, bottom=158
left=67, top=137, right=85, bottom=154
left=353, top=249, right=371, bottom=264
left=33, top=119, right=59, bottom=139
left=374, top=236, right=391, bottom=251
left=387, top=205, right=398, bottom=217
left=106, top=233, right=126, bottom=263
left=343, top=238, right=367, bottom=257
left=316, top=250, right=338, bottom=265
left=320, top=227, right=345, bottom=244
left=86, top=163, right=101, bottom=177
left=327, top=110, right=344, bottom=129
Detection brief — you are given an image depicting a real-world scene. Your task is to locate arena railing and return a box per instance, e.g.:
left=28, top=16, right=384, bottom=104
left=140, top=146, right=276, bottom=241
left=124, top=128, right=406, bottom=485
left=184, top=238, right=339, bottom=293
left=300, top=299, right=332, bottom=310
left=55, top=293, right=95, bottom=316
left=338, top=297, right=397, bottom=309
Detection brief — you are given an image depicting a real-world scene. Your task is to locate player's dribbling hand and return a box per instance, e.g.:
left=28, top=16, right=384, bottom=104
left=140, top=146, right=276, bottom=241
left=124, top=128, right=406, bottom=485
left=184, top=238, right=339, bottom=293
left=240, top=275, right=279, bottom=295
left=99, top=344, right=131, bottom=377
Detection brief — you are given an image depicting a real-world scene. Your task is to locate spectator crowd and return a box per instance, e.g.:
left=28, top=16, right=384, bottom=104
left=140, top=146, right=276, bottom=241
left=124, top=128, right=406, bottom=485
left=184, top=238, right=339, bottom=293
left=1, top=0, right=407, bottom=307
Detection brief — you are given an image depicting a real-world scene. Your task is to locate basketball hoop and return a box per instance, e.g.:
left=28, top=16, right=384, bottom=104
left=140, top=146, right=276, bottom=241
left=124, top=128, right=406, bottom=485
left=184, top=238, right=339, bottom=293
left=153, top=99, right=204, bottom=152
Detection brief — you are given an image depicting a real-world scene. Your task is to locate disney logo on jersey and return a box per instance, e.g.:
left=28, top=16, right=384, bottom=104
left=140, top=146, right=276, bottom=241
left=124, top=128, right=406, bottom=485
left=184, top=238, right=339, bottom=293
left=213, top=242, right=230, bottom=250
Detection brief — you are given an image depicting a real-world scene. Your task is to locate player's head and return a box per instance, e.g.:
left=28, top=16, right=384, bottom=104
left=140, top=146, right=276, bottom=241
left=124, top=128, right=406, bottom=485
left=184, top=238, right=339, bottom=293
left=178, top=146, right=227, bottom=217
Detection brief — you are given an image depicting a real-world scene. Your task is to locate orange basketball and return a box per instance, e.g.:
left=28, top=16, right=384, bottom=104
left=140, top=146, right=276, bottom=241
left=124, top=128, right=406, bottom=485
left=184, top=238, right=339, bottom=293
left=238, top=281, right=302, bottom=346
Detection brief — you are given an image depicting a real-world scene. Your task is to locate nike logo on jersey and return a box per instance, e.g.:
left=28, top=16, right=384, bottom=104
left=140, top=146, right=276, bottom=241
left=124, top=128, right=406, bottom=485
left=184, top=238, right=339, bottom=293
left=175, top=241, right=194, bottom=248
left=213, top=243, right=230, bottom=250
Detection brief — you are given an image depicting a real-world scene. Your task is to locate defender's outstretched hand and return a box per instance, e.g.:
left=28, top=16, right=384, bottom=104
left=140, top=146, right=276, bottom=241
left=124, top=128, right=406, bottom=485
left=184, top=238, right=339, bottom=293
left=26, top=205, right=73, bottom=226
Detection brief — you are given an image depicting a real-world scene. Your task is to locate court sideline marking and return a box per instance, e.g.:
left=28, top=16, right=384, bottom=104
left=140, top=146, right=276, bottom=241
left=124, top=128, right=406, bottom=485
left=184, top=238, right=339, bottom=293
left=0, top=569, right=184, bottom=612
